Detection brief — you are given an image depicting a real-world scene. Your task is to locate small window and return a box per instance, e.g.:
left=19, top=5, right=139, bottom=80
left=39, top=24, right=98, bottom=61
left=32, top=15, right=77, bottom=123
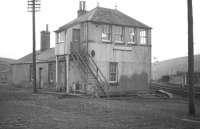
left=127, top=28, right=135, bottom=44
left=29, top=64, right=33, bottom=82
left=101, top=25, right=111, bottom=41
left=57, top=31, right=65, bottom=43
left=113, top=26, right=124, bottom=42
left=140, top=30, right=147, bottom=44
left=49, top=71, right=54, bottom=82
left=109, top=62, right=118, bottom=83
left=48, top=63, right=54, bottom=83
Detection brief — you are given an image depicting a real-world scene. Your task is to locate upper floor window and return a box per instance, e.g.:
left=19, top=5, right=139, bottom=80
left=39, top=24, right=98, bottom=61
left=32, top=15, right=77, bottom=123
left=140, top=30, right=147, bottom=44
left=101, top=25, right=111, bottom=41
left=57, top=31, right=65, bottom=43
left=127, top=28, right=135, bottom=44
left=109, top=62, right=118, bottom=83
left=113, top=26, right=124, bottom=42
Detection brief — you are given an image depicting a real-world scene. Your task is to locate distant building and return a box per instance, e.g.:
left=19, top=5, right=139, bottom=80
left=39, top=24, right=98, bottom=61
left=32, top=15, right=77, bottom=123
left=11, top=25, right=58, bottom=88
left=0, top=58, right=14, bottom=84
left=55, top=1, right=152, bottom=96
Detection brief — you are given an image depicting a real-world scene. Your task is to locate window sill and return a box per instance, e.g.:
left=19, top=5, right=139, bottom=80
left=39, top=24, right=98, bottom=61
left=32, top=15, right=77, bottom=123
left=127, top=42, right=136, bottom=45
left=102, top=40, right=112, bottom=43
left=56, top=41, right=64, bottom=44
left=115, top=41, right=125, bottom=44
left=109, top=81, right=119, bottom=86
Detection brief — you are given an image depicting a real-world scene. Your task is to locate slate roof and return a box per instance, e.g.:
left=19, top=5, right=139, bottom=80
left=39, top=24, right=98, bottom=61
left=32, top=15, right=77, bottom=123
left=13, top=48, right=55, bottom=64
left=58, top=7, right=151, bottom=31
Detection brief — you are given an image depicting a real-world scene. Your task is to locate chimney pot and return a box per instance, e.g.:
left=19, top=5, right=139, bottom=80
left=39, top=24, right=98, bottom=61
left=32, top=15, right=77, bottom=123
left=77, top=1, right=87, bottom=17
left=83, top=1, right=85, bottom=10
left=46, top=24, right=49, bottom=32
left=79, top=1, right=82, bottom=10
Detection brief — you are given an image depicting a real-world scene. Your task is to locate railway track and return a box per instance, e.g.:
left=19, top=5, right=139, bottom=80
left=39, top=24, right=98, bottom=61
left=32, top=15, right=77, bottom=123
left=150, top=82, right=200, bottom=98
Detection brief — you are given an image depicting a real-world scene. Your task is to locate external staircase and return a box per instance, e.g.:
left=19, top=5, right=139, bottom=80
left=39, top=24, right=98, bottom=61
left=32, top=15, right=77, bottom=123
left=70, top=46, right=109, bottom=97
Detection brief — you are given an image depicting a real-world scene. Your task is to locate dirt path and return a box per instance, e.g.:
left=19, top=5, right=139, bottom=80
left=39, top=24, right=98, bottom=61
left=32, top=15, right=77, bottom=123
left=0, top=84, right=200, bottom=129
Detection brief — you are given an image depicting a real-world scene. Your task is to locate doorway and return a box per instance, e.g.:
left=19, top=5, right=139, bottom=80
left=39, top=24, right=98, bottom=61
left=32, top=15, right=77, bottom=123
left=72, top=29, right=80, bottom=51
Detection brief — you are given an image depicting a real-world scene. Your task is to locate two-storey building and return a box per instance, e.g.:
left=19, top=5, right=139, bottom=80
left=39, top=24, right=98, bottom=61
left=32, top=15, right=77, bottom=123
left=55, top=1, right=152, bottom=96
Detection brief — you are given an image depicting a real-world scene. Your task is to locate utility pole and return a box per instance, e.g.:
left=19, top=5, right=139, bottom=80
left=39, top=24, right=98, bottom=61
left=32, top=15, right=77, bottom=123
left=187, top=0, right=195, bottom=115
left=28, top=0, right=41, bottom=93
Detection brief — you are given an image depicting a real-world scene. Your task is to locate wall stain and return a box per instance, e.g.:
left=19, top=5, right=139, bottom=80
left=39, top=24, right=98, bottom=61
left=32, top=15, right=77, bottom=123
left=119, top=72, right=148, bottom=90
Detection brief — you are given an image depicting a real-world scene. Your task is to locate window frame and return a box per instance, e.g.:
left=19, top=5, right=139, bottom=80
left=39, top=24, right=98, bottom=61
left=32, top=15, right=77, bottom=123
left=48, top=63, right=54, bottom=83
left=49, top=71, right=54, bottom=82
left=57, top=31, right=65, bottom=43
left=113, top=26, right=124, bottom=43
left=140, top=29, right=147, bottom=45
left=109, top=62, right=118, bottom=84
left=101, top=24, right=111, bottom=42
left=29, top=64, right=33, bottom=82
left=127, top=27, right=136, bottom=44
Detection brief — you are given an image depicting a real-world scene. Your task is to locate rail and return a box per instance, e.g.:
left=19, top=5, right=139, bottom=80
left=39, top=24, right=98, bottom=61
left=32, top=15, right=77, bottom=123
left=151, top=82, right=200, bottom=98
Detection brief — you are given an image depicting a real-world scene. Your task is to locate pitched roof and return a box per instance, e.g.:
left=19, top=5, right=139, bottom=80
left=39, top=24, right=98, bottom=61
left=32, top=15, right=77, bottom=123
left=0, top=57, right=15, bottom=64
left=13, top=48, right=55, bottom=64
left=37, top=48, right=55, bottom=62
left=58, top=7, right=151, bottom=31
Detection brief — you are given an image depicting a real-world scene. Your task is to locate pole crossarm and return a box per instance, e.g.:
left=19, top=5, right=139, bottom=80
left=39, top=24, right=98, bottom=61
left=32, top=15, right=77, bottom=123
left=27, top=0, right=41, bottom=12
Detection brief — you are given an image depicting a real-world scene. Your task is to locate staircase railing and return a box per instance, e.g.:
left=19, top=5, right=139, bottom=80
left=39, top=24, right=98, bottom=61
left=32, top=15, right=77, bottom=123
left=70, top=45, right=109, bottom=97
left=84, top=52, right=110, bottom=89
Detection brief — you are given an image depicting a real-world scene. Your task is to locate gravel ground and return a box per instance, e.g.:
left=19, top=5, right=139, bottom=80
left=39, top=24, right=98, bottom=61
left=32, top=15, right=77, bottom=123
left=0, top=84, right=200, bottom=129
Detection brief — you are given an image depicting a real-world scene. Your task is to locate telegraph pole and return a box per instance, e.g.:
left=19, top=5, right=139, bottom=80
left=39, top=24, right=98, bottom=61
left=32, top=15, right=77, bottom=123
left=28, top=0, right=41, bottom=93
left=187, top=0, right=195, bottom=115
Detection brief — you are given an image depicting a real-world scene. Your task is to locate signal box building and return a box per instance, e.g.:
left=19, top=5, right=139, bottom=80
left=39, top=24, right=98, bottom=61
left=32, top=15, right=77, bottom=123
left=55, top=1, right=152, bottom=96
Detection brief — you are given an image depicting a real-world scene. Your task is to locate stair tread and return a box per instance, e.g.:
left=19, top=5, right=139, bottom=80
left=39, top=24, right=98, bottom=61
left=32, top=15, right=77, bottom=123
left=71, top=50, right=108, bottom=97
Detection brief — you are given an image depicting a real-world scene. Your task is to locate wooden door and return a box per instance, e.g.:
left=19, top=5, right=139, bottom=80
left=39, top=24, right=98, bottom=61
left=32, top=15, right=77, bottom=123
left=72, top=29, right=80, bottom=51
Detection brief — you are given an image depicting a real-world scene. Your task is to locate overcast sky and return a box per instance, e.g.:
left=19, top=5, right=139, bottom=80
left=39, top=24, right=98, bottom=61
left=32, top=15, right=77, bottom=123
left=0, top=0, right=200, bottom=62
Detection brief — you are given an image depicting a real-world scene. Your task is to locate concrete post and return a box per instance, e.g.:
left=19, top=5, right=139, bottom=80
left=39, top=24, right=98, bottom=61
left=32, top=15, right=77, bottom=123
left=56, top=56, right=58, bottom=91
left=66, top=55, right=70, bottom=93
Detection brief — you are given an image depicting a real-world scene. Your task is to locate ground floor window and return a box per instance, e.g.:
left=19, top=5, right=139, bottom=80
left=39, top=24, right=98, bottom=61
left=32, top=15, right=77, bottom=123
left=49, top=71, right=54, bottom=82
left=109, top=62, right=118, bottom=83
left=29, top=64, right=33, bottom=82
left=48, top=63, right=54, bottom=83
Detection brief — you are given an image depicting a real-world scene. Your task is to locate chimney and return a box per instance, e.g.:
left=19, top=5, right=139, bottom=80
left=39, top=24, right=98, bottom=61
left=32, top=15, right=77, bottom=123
left=77, top=1, right=87, bottom=17
left=40, top=24, right=50, bottom=51
left=83, top=1, right=85, bottom=10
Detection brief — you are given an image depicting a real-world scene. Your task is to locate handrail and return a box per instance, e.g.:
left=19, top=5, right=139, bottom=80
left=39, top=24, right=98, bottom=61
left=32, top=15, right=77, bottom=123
left=85, top=52, right=110, bottom=87
left=74, top=50, right=107, bottom=96
left=71, top=50, right=108, bottom=96
left=80, top=53, right=107, bottom=86
left=70, top=42, right=109, bottom=97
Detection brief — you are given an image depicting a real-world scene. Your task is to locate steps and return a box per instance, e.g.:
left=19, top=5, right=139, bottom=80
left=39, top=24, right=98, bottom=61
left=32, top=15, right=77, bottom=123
left=70, top=48, right=109, bottom=97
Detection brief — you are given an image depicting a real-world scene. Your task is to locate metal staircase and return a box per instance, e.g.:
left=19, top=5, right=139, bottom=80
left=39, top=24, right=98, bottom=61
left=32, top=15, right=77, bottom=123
left=70, top=47, right=110, bottom=97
